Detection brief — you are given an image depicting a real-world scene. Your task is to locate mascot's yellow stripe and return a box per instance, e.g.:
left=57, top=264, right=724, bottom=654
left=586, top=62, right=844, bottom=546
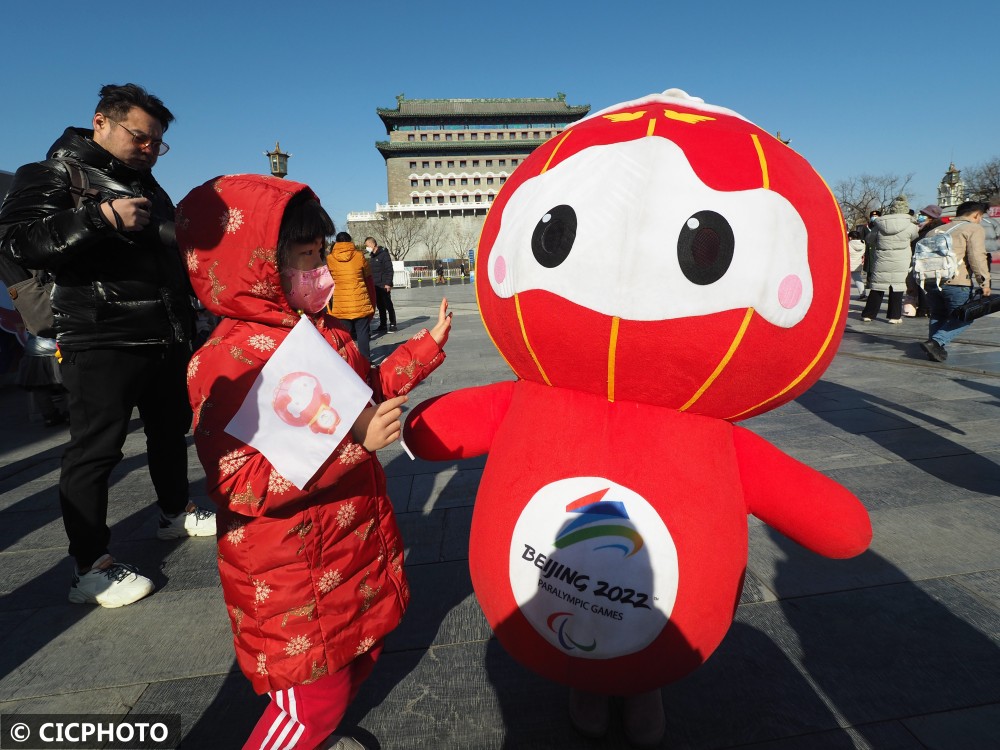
left=647, top=118, right=656, bottom=137
left=751, top=134, right=770, bottom=189
left=681, top=132, right=772, bottom=412
left=679, top=308, right=755, bottom=412
left=480, top=137, right=572, bottom=382
left=515, top=293, right=551, bottom=385
left=542, top=130, right=573, bottom=173
left=607, top=316, right=620, bottom=401
left=727, top=165, right=849, bottom=420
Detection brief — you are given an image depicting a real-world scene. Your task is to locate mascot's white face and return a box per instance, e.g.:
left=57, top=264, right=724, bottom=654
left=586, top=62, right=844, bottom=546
left=487, top=137, right=813, bottom=329
left=286, top=375, right=318, bottom=418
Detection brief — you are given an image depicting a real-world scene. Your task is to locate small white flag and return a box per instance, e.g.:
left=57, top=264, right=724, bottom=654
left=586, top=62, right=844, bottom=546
left=225, top=317, right=373, bottom=489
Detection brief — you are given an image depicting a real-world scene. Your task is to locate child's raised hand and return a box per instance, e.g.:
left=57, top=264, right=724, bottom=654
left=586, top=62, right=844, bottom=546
left=351, top=395, right=408, bottom=452
left=430, top=297, right=453, bottom=347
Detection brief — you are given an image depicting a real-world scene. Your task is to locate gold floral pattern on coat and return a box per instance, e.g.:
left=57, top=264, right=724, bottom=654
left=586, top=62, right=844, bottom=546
left=250, top=280, right=280, bottom=299
left=192, top=395, right=209, bottom=435
left=208, top=260, right=226, bottom=306
left=219, top=449, right=251, bottom=478
left=286, top=519, right=313, bottom=555
left=248, top=246, right=277, bottom=269
left=337, top=443, right=366, bottom=465
left=354, top=518, right=376, bottom=541
left=256, top=652, right=268, bottom=676
left=252, top=577, right=272, bottom=604
left=230, top=483, right=262, bottom=511
left=229, top=346, right=254, bottom=365
left=220, top=208, right=245, bottom=234
left=302, top=660, right=329, bottom=684
left=284, top=634, right=311, bottom=656
left=318, top=568, right=343, bottom=594
left=394, top=359, right=424, bottom=379
left=247, top=333, right=277, bottom=352
left=281, top=600, right=317, bottom=627
left=268, top=469, right=293, bottom=495
left=225, top=519, right=246, bottom=545
left=232, top=606, right=244, bottom=636
left=335, top=502, right=357, bottom=529
left=359, top=572, right=381, bottom=613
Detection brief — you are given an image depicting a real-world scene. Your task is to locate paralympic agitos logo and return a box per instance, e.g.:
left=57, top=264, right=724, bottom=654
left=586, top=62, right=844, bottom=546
left=519, top=487, right=653, bottom=652
left=510, top=477, right=677, bottom=659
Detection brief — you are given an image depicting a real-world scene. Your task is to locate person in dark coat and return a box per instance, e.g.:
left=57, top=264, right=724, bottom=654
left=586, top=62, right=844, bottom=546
left=0, top=83, right=215, bottom=609
left=365, top=236, right=396, bottom=332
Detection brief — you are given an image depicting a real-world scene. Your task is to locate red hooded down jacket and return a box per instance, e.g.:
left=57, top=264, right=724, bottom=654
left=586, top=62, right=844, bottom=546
left=177, top=174, right=445, bottom=694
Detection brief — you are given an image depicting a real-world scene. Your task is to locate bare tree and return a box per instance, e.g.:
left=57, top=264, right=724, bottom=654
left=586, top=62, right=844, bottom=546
left=420, top=218, right=448, bottom=266
left=373, top=213, right=426, bottom=261
left=835, top=173, right=914, bottom=229
left=964, top=156, right=1000, bottom=202
left=447, top=224, right=479, bottom=266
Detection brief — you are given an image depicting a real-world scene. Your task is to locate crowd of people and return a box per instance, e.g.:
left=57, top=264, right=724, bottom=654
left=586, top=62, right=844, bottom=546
left=852, top=197, right=996, bottom=361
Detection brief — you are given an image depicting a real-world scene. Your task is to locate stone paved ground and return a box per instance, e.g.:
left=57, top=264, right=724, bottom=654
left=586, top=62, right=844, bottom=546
left=0, top=282, right=998, bottom=749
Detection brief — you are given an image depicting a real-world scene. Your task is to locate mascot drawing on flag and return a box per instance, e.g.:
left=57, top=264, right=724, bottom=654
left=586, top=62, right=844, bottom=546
left=404, top=88, right=872, bottom=737
left=272, top=371, right=341, bottom=435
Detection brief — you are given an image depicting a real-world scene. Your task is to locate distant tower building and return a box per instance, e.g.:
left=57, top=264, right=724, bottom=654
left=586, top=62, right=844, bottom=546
left=938, top=162, right=965, bottom=215
left=347, top=94, right=589, bottom=264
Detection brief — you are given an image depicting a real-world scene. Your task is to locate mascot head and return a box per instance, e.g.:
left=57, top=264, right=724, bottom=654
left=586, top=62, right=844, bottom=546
left=476, top=88, right=848, bottom=420
left=272, top=372, right=340, bottom=434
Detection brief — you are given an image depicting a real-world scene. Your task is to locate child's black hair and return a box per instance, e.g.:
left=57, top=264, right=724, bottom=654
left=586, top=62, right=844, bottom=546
left=277, top=193, right=335, bottom=268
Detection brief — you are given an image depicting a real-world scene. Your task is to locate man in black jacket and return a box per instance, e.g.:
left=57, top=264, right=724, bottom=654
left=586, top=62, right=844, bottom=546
left=365, top=235, right=397, bottom=332
left=0, top=83, right=215, bottom=608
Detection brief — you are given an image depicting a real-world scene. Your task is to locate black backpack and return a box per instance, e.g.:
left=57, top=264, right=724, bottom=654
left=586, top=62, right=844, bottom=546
left=1, top=160, right=99, bottom=337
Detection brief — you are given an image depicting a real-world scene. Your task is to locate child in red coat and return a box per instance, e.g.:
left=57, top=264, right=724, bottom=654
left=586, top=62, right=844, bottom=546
left=178, top=174, right=451, bottom=750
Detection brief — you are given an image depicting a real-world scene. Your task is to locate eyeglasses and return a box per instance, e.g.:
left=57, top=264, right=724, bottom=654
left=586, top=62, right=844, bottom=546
left=108, top=119, right=170, bottom=155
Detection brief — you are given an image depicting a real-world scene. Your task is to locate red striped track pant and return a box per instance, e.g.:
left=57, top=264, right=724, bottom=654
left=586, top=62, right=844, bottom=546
left=243, top=646, right=381, bottom=750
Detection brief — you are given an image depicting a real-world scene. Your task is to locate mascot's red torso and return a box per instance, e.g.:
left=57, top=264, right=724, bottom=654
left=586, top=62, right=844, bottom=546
left=405, top=89, right=871, bottom=695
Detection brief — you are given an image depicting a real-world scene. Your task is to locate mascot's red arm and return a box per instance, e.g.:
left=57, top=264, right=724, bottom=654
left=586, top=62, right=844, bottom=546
left=733, top=426, right=872, bottom=558
left=404, top=380, right=516, bottom=460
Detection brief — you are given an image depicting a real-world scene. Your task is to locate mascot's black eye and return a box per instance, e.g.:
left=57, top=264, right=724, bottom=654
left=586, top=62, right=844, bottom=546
left=531, top=204, right=577, bottom=268
left=676, top=210, right=735, bottom=285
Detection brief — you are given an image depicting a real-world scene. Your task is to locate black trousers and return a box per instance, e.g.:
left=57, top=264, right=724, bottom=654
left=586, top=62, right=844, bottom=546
left=861, top=287, right=904, bottom=320
left=375, top=285, right=395, bottom=328
left=59, top=345, right=192, bottom=569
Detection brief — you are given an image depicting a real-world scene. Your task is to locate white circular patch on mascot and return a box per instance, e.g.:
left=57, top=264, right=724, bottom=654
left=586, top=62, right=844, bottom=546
left=510, top=477, right=679, bottom=660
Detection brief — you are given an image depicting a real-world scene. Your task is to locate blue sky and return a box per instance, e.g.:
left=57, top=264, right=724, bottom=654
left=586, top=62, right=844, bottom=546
left=2, top=1, right=994, bottom=229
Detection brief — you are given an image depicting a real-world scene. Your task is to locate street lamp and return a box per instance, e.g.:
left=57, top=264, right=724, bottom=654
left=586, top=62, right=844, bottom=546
left=265, top=142, right=291, bottom=179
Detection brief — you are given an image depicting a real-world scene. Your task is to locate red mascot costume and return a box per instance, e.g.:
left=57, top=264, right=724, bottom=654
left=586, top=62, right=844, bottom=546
left=404, top=89, right=871, bottom=696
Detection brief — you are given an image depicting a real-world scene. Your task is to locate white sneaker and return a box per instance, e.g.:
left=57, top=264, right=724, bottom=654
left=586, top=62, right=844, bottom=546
left=157, top=503, right=217, bottom=540
left=69, top=554, right=154, bottom=608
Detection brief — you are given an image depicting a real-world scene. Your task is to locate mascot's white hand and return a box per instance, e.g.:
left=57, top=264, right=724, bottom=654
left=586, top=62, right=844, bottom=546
left=351, top=395, right=408, bottom=451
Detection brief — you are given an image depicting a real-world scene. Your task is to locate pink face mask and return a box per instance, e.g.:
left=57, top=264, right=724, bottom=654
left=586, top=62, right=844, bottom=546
left=281, top=265, right=334, bottom=313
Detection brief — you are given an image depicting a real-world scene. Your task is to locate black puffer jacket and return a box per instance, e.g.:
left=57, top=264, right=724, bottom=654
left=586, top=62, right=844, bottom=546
left=0, top=127, right=193, bottom=350
left=368, top=245, right=395, bottom=287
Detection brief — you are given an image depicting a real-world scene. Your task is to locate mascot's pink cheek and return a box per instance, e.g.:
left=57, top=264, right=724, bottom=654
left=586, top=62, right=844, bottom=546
left=494, top=255, right=507, bottom=284
left=778, top=274, right=803, bottom=309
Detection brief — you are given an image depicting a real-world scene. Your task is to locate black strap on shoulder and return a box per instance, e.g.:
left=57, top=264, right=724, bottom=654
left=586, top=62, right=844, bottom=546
left=58, top=160, right=101, bottom=209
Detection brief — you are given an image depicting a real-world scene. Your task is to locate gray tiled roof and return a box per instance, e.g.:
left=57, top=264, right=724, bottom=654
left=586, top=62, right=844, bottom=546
left=375, top=140, right=548, bottom=159
left=377, top=96, right=589, bottom=120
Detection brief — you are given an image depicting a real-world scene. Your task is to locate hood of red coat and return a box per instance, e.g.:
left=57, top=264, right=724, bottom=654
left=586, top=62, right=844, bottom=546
left=176, top=174, right=318, bottom=327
